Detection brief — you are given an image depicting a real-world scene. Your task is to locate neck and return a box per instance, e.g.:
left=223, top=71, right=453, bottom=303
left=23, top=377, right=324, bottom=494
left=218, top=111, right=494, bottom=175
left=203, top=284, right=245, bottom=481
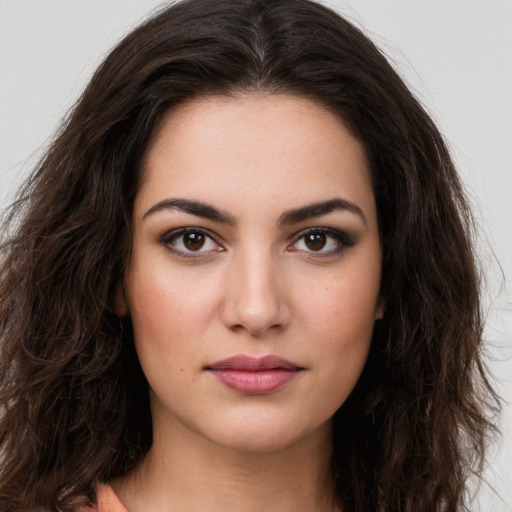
left=112, top=414, right=340, bottom=512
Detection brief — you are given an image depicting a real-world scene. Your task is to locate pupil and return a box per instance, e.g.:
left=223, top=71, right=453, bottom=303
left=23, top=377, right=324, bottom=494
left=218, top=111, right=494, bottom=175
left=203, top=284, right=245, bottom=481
left=305, top=233, right=326, bottom=251
left=184, top=233, right=205, bottom=251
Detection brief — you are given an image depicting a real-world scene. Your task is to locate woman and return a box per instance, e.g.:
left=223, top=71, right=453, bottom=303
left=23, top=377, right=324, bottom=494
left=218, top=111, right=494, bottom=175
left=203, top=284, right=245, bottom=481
left=0, top=0, right=499, bottom=510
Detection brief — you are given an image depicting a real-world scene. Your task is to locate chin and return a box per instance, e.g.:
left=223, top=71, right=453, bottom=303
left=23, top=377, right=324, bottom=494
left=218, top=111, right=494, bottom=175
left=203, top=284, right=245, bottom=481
left=202, top=414, right=331, bottom=456
left=215, top=433, right=301, bottom=455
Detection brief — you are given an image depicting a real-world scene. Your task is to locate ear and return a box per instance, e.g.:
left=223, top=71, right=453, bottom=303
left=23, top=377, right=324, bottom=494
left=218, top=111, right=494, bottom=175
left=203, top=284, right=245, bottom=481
left=374, top=297, right=385, bottom=320
left=115, top=281, right=129, bottom=317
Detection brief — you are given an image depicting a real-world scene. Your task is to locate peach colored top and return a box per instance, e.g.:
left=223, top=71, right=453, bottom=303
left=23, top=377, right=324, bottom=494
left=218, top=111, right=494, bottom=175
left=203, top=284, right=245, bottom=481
left=96, top=485, right=127, bottom=512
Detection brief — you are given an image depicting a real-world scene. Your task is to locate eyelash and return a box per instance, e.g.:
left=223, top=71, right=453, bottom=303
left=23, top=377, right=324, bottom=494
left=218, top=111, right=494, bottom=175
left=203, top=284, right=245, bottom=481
left=289, top=227, right=356, bottom=256
left=159, top=227, right=223, bottom=259
left=159, top=227, right=355, bottom=259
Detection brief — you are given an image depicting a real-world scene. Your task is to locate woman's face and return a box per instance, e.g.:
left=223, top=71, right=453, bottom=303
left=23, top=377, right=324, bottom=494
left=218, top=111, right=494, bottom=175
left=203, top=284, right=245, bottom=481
left=117, top=94, right=383, bottom=453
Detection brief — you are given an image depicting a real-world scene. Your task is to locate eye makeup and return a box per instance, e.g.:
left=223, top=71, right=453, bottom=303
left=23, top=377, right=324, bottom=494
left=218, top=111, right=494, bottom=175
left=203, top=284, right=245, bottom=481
left=158, top=225, right=357, bottom=262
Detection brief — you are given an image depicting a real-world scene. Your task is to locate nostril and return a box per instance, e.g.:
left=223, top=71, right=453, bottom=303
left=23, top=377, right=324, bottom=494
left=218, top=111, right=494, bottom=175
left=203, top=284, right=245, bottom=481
left=229, top=323, right=245, bottom=333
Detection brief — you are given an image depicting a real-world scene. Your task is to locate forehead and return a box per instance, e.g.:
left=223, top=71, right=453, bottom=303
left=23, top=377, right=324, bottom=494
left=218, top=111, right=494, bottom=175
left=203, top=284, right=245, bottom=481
left=137, top=93, right=375, bottom=223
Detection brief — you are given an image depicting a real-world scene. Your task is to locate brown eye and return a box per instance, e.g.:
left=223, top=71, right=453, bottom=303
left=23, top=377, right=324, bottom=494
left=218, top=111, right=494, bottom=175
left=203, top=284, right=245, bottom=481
left=291, top=228, right=350, bottom=255
left=162, top=229, right=221, bottom=256
left=305, top=232, right=327, bottom=251
left=183, top=232, right=205, bottom=251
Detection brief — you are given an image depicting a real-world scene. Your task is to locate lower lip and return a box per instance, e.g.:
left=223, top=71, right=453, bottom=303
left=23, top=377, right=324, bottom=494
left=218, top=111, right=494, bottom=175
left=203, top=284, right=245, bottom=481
left=208, top=369, right=300, bottom=395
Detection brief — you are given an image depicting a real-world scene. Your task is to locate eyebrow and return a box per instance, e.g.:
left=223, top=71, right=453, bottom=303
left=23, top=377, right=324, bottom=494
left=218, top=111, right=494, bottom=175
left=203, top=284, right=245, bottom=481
left=277, top=198, right=367, bottom=226
left=143, top=198, right=236, bottom=224
left=142, top=197, right=366, bottom=226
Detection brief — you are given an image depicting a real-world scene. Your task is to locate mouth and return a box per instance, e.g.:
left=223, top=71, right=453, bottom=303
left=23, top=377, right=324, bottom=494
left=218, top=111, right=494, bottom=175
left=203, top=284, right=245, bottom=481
left=205, top=355, right=304, bottom=395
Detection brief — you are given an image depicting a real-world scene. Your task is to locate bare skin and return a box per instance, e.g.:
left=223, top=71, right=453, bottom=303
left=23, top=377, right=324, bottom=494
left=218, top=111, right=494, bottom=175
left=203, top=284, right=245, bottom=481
left=112, top=417, right=337, bottom=511
left=112, top=93, right=382, bottom=511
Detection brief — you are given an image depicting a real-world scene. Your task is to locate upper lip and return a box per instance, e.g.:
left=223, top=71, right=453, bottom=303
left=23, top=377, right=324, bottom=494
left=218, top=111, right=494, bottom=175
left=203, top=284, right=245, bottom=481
left=206, top=355, right=302, bottom=371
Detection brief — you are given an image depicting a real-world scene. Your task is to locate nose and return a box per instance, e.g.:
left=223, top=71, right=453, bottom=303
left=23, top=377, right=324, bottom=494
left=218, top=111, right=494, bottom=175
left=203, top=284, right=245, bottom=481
left=220, top=249, right=291, bottom=336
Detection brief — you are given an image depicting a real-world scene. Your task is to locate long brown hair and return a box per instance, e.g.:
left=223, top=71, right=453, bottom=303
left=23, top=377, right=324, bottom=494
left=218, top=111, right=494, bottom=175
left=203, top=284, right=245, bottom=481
left=0, top=0, right=499, bottom=510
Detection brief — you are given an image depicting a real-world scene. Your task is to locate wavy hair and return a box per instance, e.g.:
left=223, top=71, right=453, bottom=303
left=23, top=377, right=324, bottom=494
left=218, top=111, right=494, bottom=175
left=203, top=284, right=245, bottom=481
left=0, top=0, right=499, bottom=510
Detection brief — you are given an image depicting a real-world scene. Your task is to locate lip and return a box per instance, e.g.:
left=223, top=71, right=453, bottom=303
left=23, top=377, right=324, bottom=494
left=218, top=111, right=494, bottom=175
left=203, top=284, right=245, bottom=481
left=205, top=355, right=303, bottom=395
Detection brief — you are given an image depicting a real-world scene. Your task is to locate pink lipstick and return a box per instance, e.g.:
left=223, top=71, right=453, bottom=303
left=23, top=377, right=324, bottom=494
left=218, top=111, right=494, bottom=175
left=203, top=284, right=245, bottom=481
left=206, top=355, right=303, bottom=395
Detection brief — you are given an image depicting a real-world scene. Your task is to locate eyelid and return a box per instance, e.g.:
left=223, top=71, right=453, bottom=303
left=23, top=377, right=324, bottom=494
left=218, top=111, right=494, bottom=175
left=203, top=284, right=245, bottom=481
left=289, top=227, right=356, bottom=255
left=158, top=225, right=356, bottom=260
left=159, top=227, right=225, bottom=258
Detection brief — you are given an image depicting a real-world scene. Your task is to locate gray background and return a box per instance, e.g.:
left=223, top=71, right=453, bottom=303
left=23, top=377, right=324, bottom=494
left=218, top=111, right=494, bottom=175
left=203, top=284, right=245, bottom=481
left=1, top=1, right=510, bottom=509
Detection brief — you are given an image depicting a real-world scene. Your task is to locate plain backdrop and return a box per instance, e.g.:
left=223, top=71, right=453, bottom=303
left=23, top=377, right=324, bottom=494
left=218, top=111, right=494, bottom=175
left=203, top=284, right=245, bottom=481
left=1, top=0, right=511, bottom=510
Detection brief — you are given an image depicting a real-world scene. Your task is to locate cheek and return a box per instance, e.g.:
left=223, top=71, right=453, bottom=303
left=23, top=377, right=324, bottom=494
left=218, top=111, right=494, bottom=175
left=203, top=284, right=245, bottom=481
left=295, top=263, right=380, bottom=400
left=125, top=270, right=221, bottom=387
left=127, top=263, right=219, bottom=338
left=125, top=272, right=208, bottom=397
left=310, top=286, right=375, bottom=377
left=301, top=271, right=380, bottom=344
left=306, top=293, right=375, bottom=419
